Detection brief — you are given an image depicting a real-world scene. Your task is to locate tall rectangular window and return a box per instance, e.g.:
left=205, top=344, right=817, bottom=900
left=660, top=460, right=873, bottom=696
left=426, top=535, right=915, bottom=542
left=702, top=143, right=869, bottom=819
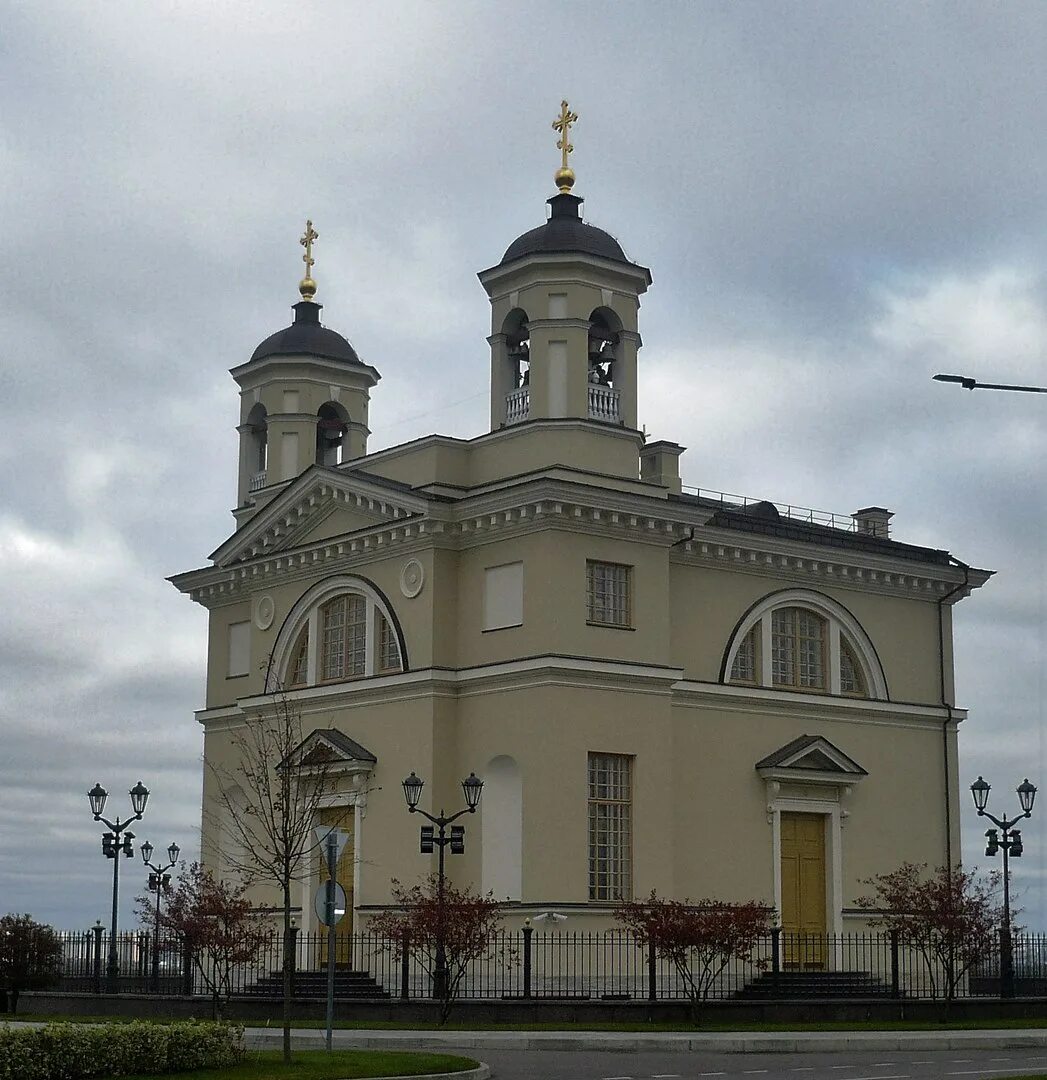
left=588, top=752, right=632, bottom=901
left=586, top=561, right=631, bottom=627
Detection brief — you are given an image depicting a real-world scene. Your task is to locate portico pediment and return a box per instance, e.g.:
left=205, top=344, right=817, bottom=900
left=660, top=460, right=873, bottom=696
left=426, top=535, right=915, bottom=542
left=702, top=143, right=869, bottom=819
left=755, top=734, right=867, bottom=788
left=279, top=727, right=377, bottom=782
left=211, top=466, right=430, bottom=568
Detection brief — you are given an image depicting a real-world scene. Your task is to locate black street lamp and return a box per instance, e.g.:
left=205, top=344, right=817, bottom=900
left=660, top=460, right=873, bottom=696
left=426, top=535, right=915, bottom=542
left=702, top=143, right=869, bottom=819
left=934, top=373, right=1047, bottom=394
left=140, top=840, right=180, bottom=992
left=88, top=781, right=149, bottom=992
left=401, top=771, right=483, bottom=999
left=971, top=775, right=1037, bottom=999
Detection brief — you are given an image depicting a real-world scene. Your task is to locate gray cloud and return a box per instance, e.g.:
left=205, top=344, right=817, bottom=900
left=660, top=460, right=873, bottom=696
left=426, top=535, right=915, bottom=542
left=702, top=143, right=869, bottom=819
left=2, top=0, right=1045, bottom=927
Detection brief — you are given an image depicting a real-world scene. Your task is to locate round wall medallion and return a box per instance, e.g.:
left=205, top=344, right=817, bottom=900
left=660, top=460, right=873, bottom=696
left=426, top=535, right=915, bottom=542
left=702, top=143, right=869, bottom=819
left=254, top=594, right=276, bottom=631
left=400, top=559, right=425, bottom=598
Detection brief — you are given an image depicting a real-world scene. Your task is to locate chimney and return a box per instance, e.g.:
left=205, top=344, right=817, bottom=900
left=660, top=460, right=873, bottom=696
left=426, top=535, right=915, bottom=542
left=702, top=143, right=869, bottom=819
left=639, top=440, right=685, bottom=494
left=853, top=506, right=893, bottom=539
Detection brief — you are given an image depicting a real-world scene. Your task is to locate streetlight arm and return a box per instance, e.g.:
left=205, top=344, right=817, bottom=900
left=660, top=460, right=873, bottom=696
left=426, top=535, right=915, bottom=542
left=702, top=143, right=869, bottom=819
left=934, top=373, right=1047, bottom=394
left=978, top=808, right=1026, bottom=831
left=94, top=813, right=138, bottom=834
left=408, top=804, right=475, bottom=829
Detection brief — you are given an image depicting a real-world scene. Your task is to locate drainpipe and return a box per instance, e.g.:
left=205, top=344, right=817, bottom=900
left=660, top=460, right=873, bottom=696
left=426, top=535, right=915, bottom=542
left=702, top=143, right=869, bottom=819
left=937, top=557, right=971, bottom=871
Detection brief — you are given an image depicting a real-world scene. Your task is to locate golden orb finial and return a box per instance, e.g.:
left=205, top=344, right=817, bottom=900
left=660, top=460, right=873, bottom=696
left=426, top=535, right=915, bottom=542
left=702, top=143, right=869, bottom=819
left=299, top=219, right=319, bottom=301
left=552, top=100, right=578, bottom=194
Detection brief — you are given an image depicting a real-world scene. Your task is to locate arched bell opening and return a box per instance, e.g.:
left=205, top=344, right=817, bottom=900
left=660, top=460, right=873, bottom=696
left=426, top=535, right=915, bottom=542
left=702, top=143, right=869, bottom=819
left=587, top=307, right=624, bottom=424
left=588, top=308, right=622, bottom=388
left=316, top=401, right=350, bottom=467
left=245, top=403, right=268, bottom=490
left=503, top=308, right=531, bottom=388
left=501, top=308, right=531, bottom=425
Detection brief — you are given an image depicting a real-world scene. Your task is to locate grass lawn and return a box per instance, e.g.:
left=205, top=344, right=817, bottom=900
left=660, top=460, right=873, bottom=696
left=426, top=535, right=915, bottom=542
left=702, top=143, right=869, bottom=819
left=113, top=1049, right=479, bottom=1079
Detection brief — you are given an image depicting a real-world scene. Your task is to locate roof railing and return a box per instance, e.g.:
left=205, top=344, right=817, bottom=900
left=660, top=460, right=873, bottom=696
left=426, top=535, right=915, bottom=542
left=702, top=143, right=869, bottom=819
left=682, top=486, right=862, bottom=534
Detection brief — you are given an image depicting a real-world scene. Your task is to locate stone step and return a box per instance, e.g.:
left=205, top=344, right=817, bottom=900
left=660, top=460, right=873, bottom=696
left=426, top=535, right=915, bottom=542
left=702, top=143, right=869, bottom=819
left=736, top=970, right=895, bottom=1000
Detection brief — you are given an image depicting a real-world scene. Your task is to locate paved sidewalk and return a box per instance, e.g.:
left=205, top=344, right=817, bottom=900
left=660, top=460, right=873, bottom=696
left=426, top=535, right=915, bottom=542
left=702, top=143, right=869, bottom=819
left=245, top=1026, right=1047, bottom=1054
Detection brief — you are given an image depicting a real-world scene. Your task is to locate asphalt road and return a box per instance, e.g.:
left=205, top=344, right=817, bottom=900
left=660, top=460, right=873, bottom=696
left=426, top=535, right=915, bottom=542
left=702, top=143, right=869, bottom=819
left=471, top=1047, right=1047, bottom=1080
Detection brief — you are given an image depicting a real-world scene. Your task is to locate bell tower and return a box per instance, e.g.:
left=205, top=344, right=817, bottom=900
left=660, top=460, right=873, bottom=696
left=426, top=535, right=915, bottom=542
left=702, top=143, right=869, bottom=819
left=229, top=222, right=381, bottom=521
left=478, top=102, right=651, bottom=433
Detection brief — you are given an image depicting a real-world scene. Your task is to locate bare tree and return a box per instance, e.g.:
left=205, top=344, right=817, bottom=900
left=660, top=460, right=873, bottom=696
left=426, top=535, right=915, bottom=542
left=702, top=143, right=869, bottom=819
left=206, top=688, right=352, bottom=1063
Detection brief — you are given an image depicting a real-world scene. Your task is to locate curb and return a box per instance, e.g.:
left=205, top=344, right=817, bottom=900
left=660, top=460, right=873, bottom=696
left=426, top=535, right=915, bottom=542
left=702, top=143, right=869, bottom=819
left=246, top=1027, right=1047, bottom=1054
left=242, top=1034, right=489, bottom=1079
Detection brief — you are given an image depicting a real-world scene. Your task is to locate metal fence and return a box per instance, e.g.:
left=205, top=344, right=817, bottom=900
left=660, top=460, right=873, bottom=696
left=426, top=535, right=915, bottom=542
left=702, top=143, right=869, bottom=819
left=49, top=928, right=1047, bottom=1001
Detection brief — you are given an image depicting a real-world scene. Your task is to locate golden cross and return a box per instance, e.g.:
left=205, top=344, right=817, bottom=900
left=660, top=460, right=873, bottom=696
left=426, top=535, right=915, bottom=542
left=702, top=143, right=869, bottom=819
left=300, top=220, right=318, bottom=273
left=552, top=100, right=578, bottom=171
left=299, top=220, right=319, bottom=300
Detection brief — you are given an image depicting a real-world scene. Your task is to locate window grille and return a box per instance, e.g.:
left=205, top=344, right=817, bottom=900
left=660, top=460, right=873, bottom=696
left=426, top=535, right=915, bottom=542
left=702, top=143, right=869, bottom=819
left=586, top=561, right=631, bottom=627
left=378, top=614, right=401, bottom=673
left=840, top=639, right=866, bottom=696
left=288, top=627, right=309, bottom=687
left=771, top=607, right=825, bottom=689
left=588, top=752, right=632, bottom=901
left=321, top=595, right=367, bottom=681
left=730, top=627, right=756, bottom=682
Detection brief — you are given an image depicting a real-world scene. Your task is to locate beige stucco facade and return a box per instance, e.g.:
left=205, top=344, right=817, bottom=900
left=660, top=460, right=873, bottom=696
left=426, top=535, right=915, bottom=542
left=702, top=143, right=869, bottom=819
left=173, top=184, right=989, bottom=940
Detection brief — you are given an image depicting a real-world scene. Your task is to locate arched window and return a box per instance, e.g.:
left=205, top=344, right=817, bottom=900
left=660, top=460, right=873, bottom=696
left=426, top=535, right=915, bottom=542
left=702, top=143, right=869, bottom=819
left=723, top=590, right=886, bottom=700
left=270, top=576, right=407, bottom=691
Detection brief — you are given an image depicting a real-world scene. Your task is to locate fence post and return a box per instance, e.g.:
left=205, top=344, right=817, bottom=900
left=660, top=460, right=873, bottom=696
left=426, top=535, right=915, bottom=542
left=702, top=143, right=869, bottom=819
left=771, top=926, right=781, bottom=996
left=92, top=922, right=104, bottom=995
left=400, top=931, right=411, bottom=1001
left=181, top=940, right=194, bottom=997
left=522, top=923, right=533, bottom=999
left=647, top=935, right=658, bottom=1002
left=890, top=929, right=900, bottom=999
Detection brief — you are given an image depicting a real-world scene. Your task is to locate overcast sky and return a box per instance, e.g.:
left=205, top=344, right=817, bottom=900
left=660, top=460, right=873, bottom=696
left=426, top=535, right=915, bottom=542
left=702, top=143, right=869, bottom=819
left=2, top=2, right=1045, bottom=932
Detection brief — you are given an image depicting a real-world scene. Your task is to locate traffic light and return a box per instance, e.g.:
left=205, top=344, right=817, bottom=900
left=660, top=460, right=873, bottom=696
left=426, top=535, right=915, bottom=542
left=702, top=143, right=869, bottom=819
left=985, top=828, right=999, bottom=856
left=102, top=832, right=116, bottom=857
left=148, top=873, right=159, bottom=891
left=1010, top=830, right=1023, bottom=857
left=450, top=825, right=465, bottom=855
left=122, top=832, right=135, bottom=858
left=420, top=825, right=435, bottom=854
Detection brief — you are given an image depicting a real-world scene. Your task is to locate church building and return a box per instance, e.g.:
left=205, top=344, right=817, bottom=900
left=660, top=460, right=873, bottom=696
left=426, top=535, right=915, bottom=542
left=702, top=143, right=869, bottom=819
left=172, top=105, right=990, bottom=948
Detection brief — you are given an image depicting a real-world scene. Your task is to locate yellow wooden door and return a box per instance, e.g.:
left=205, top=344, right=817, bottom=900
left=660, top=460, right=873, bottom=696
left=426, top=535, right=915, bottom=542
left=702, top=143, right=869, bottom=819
left=780, top=812, right=826, bottom=969
left=317, top=808, right=354, bottom=966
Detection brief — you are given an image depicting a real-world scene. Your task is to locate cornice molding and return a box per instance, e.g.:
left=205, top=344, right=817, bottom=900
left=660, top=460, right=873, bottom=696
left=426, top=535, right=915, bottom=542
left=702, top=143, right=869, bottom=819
left=175, top=470, right=984, bottom=608
left=194, top=654, right=961, bottom=731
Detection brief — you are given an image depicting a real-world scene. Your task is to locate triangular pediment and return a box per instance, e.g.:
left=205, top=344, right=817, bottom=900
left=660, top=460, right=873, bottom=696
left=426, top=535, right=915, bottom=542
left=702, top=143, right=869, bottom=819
left=279, top=728, right=377, bottom=774
left=211, top=465, right=430, bottom=567
left=755, top=734, right=867, bottom=778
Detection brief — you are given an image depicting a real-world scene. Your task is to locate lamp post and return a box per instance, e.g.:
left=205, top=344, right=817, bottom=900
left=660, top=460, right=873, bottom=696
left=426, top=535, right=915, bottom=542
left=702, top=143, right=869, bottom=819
left=934, top=373, right=1047, bottom=394
left=88, top=781, right=149, bottom=992
left=970, top=775, right=1037, bottom=999
left=140, top=840, right=180, bottom=993
left=401, top=771, right=483, bottom=999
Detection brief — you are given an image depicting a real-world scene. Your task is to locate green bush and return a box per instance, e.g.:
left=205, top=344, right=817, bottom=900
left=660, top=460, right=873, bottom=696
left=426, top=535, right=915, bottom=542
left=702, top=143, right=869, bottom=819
left=0, top=1020, right=244, bottom=1080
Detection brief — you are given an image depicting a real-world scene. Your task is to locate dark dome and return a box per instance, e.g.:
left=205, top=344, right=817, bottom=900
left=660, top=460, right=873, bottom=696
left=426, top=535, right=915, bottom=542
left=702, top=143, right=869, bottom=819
left=500, top=193, right=629, bottom=266
left=250, top=301, right=361, bottom=365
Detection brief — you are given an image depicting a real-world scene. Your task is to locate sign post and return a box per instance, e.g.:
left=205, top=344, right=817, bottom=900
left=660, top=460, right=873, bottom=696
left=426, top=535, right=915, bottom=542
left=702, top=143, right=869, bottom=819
left=324, top=832, right=336, bottom=1051
left=313, top=826, right=350, bottom=1052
